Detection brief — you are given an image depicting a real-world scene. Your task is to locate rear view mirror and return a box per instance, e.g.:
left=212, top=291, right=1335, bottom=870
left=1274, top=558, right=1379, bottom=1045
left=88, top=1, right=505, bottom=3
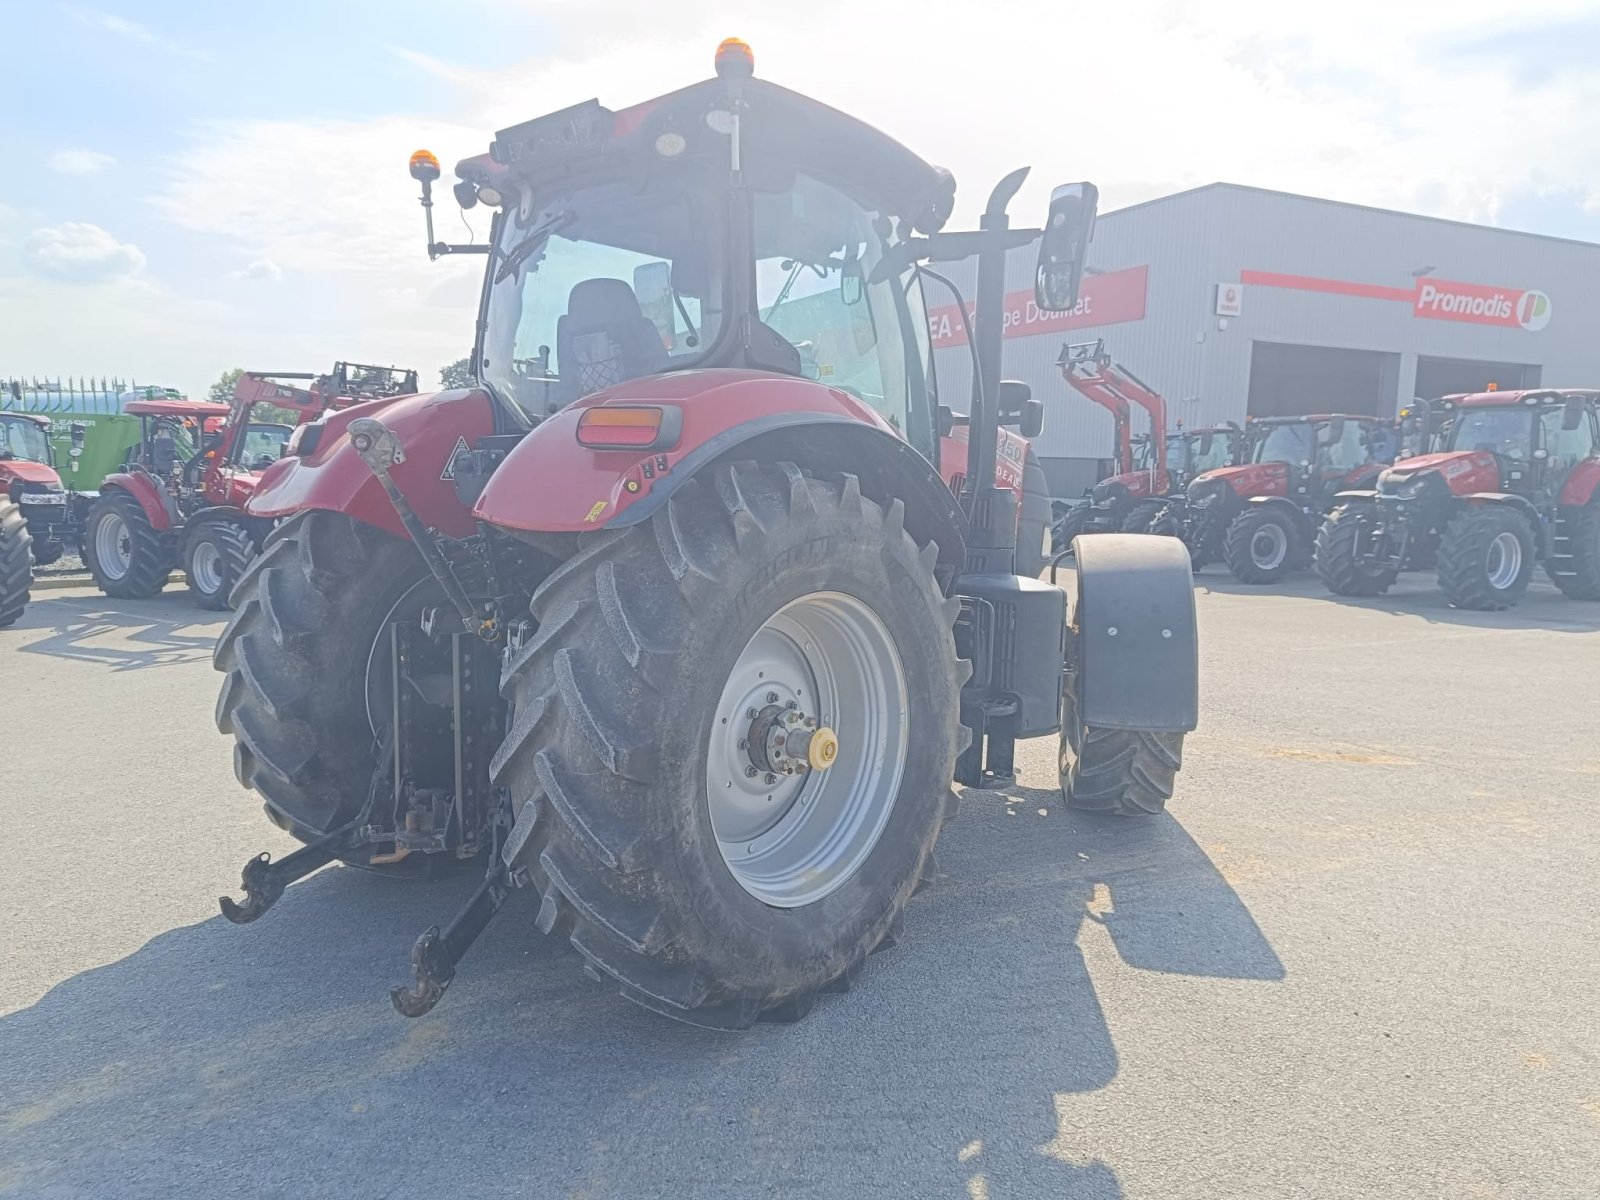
left=1034, top=182, right=1099, bottom=313
left=1327, top=416, right=1346, bottom=441
left=633, top=260, right=675, bottom=347
left=996, top=380, right=1043, bottom=439
left=1016, top=398, right=1044, bottom=439
left=1199, top=433, right=1214, bottom=456
left=840, top=254, right=865, bottom=306
left=1562, top=395, right=1587, bottom=431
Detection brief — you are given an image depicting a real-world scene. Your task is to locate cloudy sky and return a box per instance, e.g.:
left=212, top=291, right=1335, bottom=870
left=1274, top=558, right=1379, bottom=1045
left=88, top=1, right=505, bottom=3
left=3, top=0, right=1598, bottom=397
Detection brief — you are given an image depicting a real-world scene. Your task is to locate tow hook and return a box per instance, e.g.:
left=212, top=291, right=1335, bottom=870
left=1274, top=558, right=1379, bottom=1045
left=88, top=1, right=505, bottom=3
left=219, top=806, right=377, bottom=923
left=390, top=868, right=515, bottom=1017
left=348, top=417, right=497, bottom=644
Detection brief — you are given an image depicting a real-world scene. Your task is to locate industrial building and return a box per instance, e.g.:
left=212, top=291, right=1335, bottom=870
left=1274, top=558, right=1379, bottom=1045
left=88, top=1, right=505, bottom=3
left=929, top=183, right=1600, bottom=497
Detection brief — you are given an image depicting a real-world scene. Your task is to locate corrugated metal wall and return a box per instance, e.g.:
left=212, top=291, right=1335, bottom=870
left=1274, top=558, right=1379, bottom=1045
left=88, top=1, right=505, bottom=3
left=931, top=184, right=1600, bottom=496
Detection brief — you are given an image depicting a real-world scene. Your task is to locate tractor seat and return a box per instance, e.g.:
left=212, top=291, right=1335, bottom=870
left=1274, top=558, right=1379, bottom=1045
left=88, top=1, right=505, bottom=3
left=554, top=278, right=671, bottom=406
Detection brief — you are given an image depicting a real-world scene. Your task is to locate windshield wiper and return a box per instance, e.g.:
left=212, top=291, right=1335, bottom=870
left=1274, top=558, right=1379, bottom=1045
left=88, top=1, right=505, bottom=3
left=494, top=210, right=576, bottom=285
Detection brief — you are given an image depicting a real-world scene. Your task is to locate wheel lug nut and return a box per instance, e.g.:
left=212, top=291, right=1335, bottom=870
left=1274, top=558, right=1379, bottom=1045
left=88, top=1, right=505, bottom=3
left=745, top=766, right=758, bottom=778
left=766, top=692, right=778, bottom=704
left=785, top=700, right=797, bottom=710
left=747, top=708, right=759, bottom=719
left=737, top=738, right=748, bottom=750
left=765, top=773, right=778, bottom=785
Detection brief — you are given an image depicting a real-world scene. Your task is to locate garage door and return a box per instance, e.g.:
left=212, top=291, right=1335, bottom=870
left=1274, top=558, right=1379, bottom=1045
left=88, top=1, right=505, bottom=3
left=1247, top=342, right=1399, bottom=418
left=1414, top=356, right=1540, bottom=400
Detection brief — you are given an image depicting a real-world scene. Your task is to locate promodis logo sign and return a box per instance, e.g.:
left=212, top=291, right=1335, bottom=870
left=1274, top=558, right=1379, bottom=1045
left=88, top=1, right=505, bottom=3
left=1414, top=281, right=1553, bottom=331
left=1242, top=270, right=1553, bottom=333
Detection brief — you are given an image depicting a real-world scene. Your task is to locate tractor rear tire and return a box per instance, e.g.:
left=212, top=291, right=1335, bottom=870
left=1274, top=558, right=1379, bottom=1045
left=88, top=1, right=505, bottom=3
left=1015, top=451, right=1052, bottom=578
left=491, top=462, right=965, bottom=1028
left=1314, top=501, right=1397, bottom=597
left=1222, top=506, right=1297, bottom=584
left=214, top=510, right=451, bottom=853
left=1052, top=501, right=1089, bottom=555
left=1548, top=505, right=1600, bottom=600
left=1060, top=674, right=1182, bottom=816
left=1437, top=505, right=1535, bottom=610
left=0, top=498, right=33, bottom=629
left=186, top=521, right=254, bottom=611
left=84, top=491, right=174, bottom=599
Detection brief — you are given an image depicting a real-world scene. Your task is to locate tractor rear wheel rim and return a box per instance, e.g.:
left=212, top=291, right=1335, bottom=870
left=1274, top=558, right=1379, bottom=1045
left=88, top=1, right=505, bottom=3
left=1252, top=522, right=1288, bottom=570
left=190, top=539, right=222, bottom=596
left=1486, top=530, right=1523, bottom=591
left=706, top=591, right=908, bottom=909
left=95, top=511, right=131, bottom=581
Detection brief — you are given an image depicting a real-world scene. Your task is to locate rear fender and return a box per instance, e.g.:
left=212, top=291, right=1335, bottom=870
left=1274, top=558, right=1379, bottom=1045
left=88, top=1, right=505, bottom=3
left=178, top=505, right=247, bottom=553
left=101, top=472, right=175, bottom=531
left=1244, top=494, right=1312, bottom=536
left=244, top=389, right=493, bottom=539
left=1072, top=534, right=1198, bottom=732
left=1333, top=490, right=1380, bottom=502
left=473, top=370, right=969, bottom=583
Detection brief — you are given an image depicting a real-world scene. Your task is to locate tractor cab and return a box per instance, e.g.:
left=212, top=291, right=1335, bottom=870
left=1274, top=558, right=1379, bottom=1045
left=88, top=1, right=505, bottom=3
left=445, top=55, right=956, bottom=468
left=122, top=399, right=229, bottom=481
left=0, top=411, right=55, bottom=467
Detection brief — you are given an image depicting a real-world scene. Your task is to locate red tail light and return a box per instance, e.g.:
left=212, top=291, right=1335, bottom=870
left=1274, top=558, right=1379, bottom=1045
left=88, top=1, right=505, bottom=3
left=576, top=405, right=680, bottom=450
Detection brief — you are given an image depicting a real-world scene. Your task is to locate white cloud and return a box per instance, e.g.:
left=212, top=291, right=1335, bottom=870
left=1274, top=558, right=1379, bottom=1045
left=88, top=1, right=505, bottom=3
left=47, top=148, right=116, bottom=175
left=63, top=4, right=208, bottom=60
left=234, top=259, right=284, bottom=281
left=22, top=222, right=146, bottom=283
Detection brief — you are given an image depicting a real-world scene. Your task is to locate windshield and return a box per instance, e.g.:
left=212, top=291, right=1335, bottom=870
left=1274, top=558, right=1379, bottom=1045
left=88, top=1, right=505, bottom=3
left=1192, top=433, right=1233, bottom=472
left=0, top=417, right=50, bottom=464
left=481, top=166, right=723, bottom=419
left=1448, top=407, right=1535, bottom=460
left=238, top=423, right=292, bottom=467
left=1255, top=423, right=1314, bottom=464
left=751, top=172, right=933, bottom=455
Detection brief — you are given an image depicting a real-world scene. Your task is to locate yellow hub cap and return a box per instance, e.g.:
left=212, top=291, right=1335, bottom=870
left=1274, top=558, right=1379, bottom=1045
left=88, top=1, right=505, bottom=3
left=808, top=727, right=839, bottom=771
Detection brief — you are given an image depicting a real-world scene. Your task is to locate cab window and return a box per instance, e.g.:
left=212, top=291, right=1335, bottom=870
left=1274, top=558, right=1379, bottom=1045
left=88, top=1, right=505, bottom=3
left=751, top=173, right=932, bottom=457
left=1540, top=406, right=1596, bottom=474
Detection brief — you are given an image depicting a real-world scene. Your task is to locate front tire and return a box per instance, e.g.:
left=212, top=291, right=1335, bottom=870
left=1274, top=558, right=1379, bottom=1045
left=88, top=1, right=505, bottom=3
left=84, top=491, right=174, bottom=599
left=1437, top=505, right=1535, bottom=610
left=1314, top=501, right=1397, bottom=597
left=1548, top=505, right=1600, bottom=600
left=1059, top=676, right=1182, bottom=816
left=0, top=498, right=33, bottom=629
left=1222, top=506, right=1297, bottom=584
left=491, top=462, right=964, bottom=1028
left=1052, top=501, right=1089, bottom=555
left=1122, top=499, right=1167, bottom=533
left=186, top=521, right=254, bottom=610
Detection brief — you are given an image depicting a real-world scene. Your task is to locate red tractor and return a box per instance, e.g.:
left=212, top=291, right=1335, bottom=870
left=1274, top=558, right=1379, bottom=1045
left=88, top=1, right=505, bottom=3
left=0, top=410, right=71, bottom=627
left=1169, top=413, right=1399, bottom=582
left=211, top=42, right=1200, bottom=1029
left=1050, top=342, right=1239, bottom=548
left=82, top=363, right=417, bottom=608
left=1315, top=388, right=1600, bottom=609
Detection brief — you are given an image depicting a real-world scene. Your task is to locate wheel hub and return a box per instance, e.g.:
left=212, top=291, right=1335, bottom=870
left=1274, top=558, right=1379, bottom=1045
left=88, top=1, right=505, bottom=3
left=743, top=702, right=838, bottom=779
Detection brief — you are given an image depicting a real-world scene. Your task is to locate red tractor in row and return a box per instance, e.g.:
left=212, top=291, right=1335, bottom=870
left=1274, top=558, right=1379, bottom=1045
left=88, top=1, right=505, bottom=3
left=0, top=410, right=72, bottom=627
left=1050, top=342, right=1239, bottom=549
left=82, top=363, right=417, bottom=608
left=1155, top=413, right=1400, bottom=582
left=1315, top=388, right=1600, bottom=609
left=211, top=42, right=1200, bottom=1029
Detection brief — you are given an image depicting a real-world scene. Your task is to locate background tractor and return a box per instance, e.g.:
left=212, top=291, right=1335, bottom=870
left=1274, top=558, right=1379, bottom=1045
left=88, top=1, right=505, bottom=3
left=1315, top=388, right=1600, bottom=609
left=211, top=42, right=1198, bottom=1029
left=1170, top=413, right=1399, bottom=583
left=1049, top=342, right=1238, bottom=550
left=0, top=410, right=71, bottom=627
left=82, top=362, right=417, bottom=608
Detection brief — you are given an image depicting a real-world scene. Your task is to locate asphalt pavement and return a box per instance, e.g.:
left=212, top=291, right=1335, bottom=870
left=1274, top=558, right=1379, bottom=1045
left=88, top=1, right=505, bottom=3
left=2, top=573, right=1598, bottom=1199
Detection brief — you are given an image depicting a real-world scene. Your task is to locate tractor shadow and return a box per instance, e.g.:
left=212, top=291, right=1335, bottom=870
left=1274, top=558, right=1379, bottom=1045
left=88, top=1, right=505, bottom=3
left=1192, top=570, right=1600, bottom=632
left=9, top=590, right=224, bottom=671
left=0, top=797, right=1280, bottom=1200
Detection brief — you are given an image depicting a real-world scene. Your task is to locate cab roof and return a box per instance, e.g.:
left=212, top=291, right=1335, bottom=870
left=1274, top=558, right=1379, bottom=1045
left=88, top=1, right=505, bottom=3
left=1442, top=388, right=1600, bottom=408
left=0, top=410, right=51, bottom=428
left=1247, top=413, right=1387, bottom=426
left=124, top=398, right=233, bottom=418
left=455, top=73, right=956, bottom=233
